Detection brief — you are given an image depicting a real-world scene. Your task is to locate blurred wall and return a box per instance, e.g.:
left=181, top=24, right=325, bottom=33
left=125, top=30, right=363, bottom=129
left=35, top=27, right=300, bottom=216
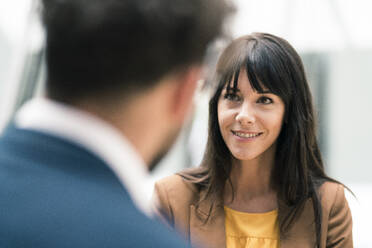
left=327, top=50, right=372, bottom=183
left=0, top=31, right=12, bottom=96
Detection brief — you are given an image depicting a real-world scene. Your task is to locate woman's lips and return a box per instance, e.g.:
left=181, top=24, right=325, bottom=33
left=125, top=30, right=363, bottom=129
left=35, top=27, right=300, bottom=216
left=231, top=130, right=263, bottom=140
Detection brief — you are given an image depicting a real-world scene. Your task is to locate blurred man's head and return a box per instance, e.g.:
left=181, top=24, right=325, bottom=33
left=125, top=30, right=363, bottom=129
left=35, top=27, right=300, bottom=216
left=41, top=0, right=231, bottom=168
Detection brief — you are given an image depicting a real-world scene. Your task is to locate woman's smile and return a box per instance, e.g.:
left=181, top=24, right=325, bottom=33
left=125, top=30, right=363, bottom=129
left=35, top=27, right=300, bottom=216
left=231, top=130, right=263, bottom=141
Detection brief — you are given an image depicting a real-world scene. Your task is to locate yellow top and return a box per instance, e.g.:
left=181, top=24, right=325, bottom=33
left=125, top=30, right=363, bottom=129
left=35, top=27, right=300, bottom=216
left=224, top=206, right=280, bottom=248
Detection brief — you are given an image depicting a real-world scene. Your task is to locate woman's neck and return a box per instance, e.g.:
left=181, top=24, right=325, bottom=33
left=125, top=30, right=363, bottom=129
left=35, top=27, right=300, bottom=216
left=224, top=148, right=278, bottom=212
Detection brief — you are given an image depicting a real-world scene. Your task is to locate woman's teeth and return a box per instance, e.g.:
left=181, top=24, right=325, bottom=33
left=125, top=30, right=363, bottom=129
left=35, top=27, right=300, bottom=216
left=233, top=131, right=261, bottom=138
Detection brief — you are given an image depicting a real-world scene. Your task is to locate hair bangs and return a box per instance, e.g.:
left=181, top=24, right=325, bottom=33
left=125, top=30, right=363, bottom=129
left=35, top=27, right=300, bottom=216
left=245, top=42, right=292, bottom=105
left=215, top=37, right=249, bottom=93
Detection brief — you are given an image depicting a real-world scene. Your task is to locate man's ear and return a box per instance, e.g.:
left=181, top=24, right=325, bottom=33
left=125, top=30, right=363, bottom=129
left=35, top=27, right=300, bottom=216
left=171, top=66, right=202, bottom=124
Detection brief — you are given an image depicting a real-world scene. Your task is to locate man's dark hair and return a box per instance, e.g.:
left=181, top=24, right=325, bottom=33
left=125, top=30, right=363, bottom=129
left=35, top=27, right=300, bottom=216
left=42, top=0, right=231, bottom=104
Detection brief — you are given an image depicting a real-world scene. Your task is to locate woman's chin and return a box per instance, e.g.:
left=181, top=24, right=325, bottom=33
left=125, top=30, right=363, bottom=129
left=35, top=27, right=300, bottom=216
left=231, top=152, right=260, bottom=162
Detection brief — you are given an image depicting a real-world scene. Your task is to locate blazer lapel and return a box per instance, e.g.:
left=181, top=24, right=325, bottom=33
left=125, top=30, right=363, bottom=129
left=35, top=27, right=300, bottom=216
left=189, top=190, right=226, bottom=248
left=279, top=199, right=316, bottom=248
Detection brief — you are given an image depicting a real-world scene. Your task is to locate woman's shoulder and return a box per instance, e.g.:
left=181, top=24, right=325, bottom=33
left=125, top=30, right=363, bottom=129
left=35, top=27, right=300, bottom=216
left=153, top=172, right=202, bottom=226
left=154, top=171, right=201, bottom=206
left=318, top=181, right=342, bottom=195
left=317, top=182, right=353, bottom=246
left=318, top=181, right=349, bottom=214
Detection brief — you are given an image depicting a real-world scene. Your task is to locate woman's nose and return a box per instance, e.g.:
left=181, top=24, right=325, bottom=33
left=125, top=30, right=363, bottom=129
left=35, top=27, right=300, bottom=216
left=236, top=103, right=255, bottom=126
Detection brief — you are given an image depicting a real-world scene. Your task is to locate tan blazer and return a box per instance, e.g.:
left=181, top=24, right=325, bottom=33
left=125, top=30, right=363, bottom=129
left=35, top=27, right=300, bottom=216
left=153, top=175, right=353, bottom=248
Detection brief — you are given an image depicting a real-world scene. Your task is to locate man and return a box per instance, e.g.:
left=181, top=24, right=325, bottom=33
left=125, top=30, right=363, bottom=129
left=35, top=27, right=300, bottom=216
left=0, top=0, right=230, bottom=247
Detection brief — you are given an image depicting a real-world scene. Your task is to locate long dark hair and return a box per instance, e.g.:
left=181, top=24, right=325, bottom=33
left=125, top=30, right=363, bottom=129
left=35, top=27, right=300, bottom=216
left=180, top=33, right=341, bottom=247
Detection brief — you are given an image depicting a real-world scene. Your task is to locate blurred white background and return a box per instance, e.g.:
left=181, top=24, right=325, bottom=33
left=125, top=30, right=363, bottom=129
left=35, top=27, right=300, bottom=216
left=0, top=0, right=371, bottom=246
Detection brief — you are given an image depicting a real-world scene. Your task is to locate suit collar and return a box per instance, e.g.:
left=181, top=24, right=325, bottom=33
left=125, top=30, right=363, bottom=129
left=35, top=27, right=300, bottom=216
left=13, top=98, right=151, bottom=215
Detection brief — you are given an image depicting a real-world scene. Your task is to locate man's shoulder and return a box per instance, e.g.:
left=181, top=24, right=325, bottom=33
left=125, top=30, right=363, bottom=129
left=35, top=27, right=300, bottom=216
left=113, top=205, right=189, bottom=248
left=132, top=213, right=189, bottom=247
left=0, top=195, right=188, bottom=247
left=0, top=124, right=85, bottom=154
left=0, top=125, right=105, bottom=167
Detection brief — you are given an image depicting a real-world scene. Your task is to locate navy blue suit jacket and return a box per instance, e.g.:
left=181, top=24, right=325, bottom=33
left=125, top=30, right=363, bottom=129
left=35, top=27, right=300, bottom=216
left=0, top=124, right=189, bottom=247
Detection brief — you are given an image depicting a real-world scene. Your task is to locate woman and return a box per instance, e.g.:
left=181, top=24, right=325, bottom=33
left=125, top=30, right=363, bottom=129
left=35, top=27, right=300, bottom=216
left=153, top=33, right=352, bottom=248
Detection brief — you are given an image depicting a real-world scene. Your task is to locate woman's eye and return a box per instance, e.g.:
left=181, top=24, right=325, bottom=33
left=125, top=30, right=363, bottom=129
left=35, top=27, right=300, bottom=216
left=257, top=96, right=273, bottom=104
left=224, top=93, right=240, bottom=102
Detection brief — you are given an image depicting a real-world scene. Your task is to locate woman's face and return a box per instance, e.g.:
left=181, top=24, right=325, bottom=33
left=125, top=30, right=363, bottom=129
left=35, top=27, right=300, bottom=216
left=217, top=70, right=285, bottom=161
